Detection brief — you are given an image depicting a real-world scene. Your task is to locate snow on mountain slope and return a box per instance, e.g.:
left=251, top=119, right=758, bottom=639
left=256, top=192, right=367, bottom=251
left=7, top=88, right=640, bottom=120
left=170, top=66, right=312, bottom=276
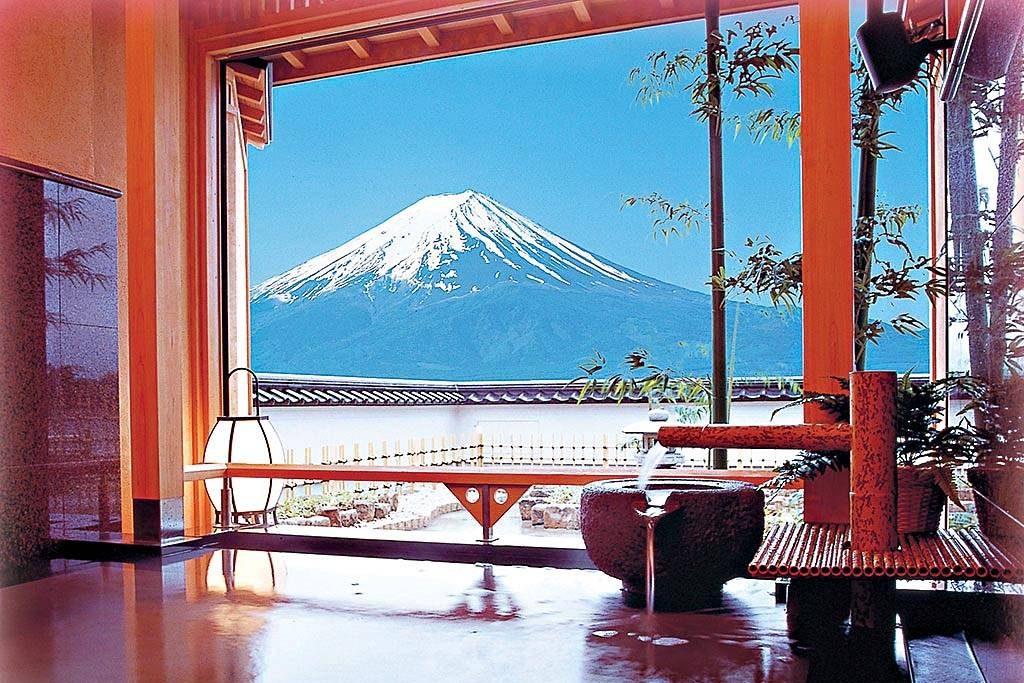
left=251, top=190, right=656, bottom=303
left=249, top=190, right=929, bottom=380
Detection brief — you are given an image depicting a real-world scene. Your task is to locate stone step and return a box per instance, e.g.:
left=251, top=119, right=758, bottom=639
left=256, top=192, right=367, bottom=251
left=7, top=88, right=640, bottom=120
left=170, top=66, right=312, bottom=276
left=905, top=632, right=984, bottom=683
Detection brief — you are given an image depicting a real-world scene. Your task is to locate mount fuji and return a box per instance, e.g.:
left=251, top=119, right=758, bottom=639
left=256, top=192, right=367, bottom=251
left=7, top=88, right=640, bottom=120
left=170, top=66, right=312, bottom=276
left=250, top=190, right=926, bottom=380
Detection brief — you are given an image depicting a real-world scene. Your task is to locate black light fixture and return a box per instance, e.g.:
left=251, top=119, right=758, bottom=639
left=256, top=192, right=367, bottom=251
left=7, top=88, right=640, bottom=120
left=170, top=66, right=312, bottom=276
left=857, top=11, right=953, bottom=94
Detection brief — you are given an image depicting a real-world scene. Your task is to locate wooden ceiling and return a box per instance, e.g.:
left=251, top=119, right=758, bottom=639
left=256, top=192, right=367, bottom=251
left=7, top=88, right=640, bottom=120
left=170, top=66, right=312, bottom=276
left=189, top=0, right=795, bottom=86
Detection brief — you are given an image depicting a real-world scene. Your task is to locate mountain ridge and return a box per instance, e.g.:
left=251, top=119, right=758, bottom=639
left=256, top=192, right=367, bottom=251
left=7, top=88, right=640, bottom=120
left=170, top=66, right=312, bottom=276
left=250, top=191, right=928, bottom=380
left=252, top=190, right=666, bottom=302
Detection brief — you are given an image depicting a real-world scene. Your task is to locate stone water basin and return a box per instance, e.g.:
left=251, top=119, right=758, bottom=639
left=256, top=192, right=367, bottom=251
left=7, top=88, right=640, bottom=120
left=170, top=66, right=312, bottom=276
left=580, top=479, right=765, bottom=611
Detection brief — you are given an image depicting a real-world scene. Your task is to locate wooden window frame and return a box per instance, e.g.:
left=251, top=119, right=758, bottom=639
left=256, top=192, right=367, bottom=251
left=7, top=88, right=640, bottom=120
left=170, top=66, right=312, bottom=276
left=183, top=0, right=868, bottom=531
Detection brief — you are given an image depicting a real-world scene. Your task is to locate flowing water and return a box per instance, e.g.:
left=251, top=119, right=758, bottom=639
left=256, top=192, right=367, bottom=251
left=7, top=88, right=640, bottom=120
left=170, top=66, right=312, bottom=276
left=637, top=443, right=675, bottom=615
left=636, top=443, right=669, bottom=491
left=638, top=503, right=671, bottom=614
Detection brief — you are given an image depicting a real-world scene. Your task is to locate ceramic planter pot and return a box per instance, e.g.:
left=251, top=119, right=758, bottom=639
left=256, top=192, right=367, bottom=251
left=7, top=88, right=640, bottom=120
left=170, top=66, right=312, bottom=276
left=967, top=466, right=1024, bottom=540
left=580, top=479, right=764, bottom=611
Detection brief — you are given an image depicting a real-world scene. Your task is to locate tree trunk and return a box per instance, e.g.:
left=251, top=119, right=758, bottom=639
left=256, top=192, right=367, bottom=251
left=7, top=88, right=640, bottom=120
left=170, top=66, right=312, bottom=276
left=854, top=84, right=879, bottom=373
left=947, top=89, right=992, bottom=394
left=988, top=38, right=1024, bottom=383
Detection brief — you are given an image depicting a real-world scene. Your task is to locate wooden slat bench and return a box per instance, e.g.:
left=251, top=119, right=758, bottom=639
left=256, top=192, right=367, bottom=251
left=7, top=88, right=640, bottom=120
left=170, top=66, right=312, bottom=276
left=748, top=522, right=1024, bottom=582
left=657, top=371, right=1024, bottom=642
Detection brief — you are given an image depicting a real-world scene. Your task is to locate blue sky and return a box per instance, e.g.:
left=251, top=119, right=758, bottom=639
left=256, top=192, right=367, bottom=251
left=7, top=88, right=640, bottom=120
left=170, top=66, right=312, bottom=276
left=249, top=6, right=929, bottom=315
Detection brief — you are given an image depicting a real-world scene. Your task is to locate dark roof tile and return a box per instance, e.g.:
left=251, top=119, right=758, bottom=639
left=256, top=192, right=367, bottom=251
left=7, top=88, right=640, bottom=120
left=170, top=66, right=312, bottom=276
left=254, top=374, right=811, bottom=408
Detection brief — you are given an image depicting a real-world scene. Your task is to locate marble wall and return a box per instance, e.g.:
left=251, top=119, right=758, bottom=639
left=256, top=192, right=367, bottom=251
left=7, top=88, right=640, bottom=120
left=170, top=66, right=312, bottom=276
left=0, top=165, right=120, bottom=582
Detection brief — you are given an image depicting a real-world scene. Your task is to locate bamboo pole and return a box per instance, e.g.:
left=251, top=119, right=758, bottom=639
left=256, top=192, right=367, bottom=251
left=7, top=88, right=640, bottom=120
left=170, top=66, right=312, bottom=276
left=849, top=371, right=897, bottom=637
left=659, top=423, right=851, bottom=451
left=703, top=0, right=728, bottom=470
left=849, top=371, right=897, bottom=553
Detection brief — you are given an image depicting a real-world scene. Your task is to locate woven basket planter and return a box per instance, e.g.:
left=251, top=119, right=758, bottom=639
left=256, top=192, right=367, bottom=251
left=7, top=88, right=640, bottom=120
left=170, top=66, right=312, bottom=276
left=897, top=467, right=945, bottom=535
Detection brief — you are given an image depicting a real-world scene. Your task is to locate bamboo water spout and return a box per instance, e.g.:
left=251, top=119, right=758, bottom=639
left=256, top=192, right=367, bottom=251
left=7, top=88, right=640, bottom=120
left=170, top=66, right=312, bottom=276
left=656, top=370, right=898, bottom=552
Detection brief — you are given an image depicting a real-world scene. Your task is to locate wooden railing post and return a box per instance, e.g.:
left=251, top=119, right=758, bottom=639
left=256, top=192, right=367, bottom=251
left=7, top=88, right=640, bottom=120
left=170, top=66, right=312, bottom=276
left=303, top=447, right=312, bottom=497
left=220, top=477, right=232, bottom=529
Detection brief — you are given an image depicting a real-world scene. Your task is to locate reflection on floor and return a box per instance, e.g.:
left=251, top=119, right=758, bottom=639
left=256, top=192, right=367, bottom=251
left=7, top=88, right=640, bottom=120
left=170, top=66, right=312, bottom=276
left=263, top=507, right=585, bottom=549
left=0, top=550, right=1020, bottom=682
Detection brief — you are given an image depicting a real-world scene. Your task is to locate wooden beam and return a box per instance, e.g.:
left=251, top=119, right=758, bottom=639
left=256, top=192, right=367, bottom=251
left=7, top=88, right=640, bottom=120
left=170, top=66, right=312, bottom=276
left=493, top=12, right=514, bottom=36
left=191, top=0, right=790, bottom=52
left=126, top=0, right=188, bottom=539
left=184, top=36, right=221, bottom=536
left=798, top=0, right=853, bottom=524
left=571, top=0, right=592, bottom=23
left=234, top=80, right=264, bottom=106
left=228, top=60, right=264, bottom=86
left=242, top=119, right=266, bottom=140
left=238, top=100, right=265, bottom=125
left=280, top=49, right=305, bottom=68
left=183, top=463, right=797, bottom=488
left=928, top=69, right=948, bottom=382
left=659, top=423, right=852, bottom=452
left=417, top=25, right=441, bottom=47
left=251, top=1, right=791, bottom=86
left=126, top=0, right=161, bottom=511
left=347, top=37, right=371, bottom=58
left=270, top=1, right=794, bottom=86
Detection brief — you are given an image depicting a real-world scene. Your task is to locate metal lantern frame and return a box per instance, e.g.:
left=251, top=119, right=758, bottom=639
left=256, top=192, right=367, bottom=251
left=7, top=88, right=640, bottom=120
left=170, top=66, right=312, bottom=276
left=203, top=367, right=285, bottom=528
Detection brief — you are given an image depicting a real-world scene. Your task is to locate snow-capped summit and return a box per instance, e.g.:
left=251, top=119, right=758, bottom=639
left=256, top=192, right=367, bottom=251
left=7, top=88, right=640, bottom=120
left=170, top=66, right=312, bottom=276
left=251, top=190, right=652, bottom=303
left=248, top=191, right=926, bottom=380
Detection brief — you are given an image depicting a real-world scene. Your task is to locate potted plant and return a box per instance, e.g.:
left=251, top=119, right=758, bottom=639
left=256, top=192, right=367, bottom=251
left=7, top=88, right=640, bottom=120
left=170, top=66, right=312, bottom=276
left=767, top=374, right=977, bottom=534
left=958, top=377, right=1024, bottom=539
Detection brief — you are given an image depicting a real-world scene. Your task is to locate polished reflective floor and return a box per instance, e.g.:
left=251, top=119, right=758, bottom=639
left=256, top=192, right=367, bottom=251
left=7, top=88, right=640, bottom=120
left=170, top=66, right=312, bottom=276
left=0, top=550, right=811, bottom=682
left=2, top=549, right=1021, bottom=682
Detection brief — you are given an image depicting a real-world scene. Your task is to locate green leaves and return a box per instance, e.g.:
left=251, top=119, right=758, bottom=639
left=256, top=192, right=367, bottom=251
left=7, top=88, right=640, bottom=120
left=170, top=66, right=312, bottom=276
left=719, top=201, right=939, bottom=360
left=629, top=49, right=706, bottom=110
left=730, top=108, right=801, bottom=145
left=627, top=17, right=798, bottom=124
left=715, top=236, right=802, bottom=311
left=621, top=192, right=708, bottom=240
left=572, top=347, right=711, bottom=419
left=765, top=450, right=849, bottom=490
left=954, top=375, right=1024, bottom=466
left=782, top=375, right=987, bottom=469
left=764, top=375, right=998, bottom=496
left=851, top=52, right=928, bottom=159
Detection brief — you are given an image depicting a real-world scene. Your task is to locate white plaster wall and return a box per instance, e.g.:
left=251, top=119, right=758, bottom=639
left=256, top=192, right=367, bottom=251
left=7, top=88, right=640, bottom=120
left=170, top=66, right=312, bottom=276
left=264, top=400, right=804, bottom=466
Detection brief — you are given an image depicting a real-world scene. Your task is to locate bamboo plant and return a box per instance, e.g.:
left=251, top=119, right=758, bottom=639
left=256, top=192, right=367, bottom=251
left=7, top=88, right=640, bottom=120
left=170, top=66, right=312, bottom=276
left=577, top=16, right=799, bottom=432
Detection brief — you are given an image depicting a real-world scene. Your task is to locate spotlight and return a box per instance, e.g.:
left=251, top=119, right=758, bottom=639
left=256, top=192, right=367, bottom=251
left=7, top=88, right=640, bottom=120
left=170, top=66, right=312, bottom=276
left=856, top=12, right=952, bottom=94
